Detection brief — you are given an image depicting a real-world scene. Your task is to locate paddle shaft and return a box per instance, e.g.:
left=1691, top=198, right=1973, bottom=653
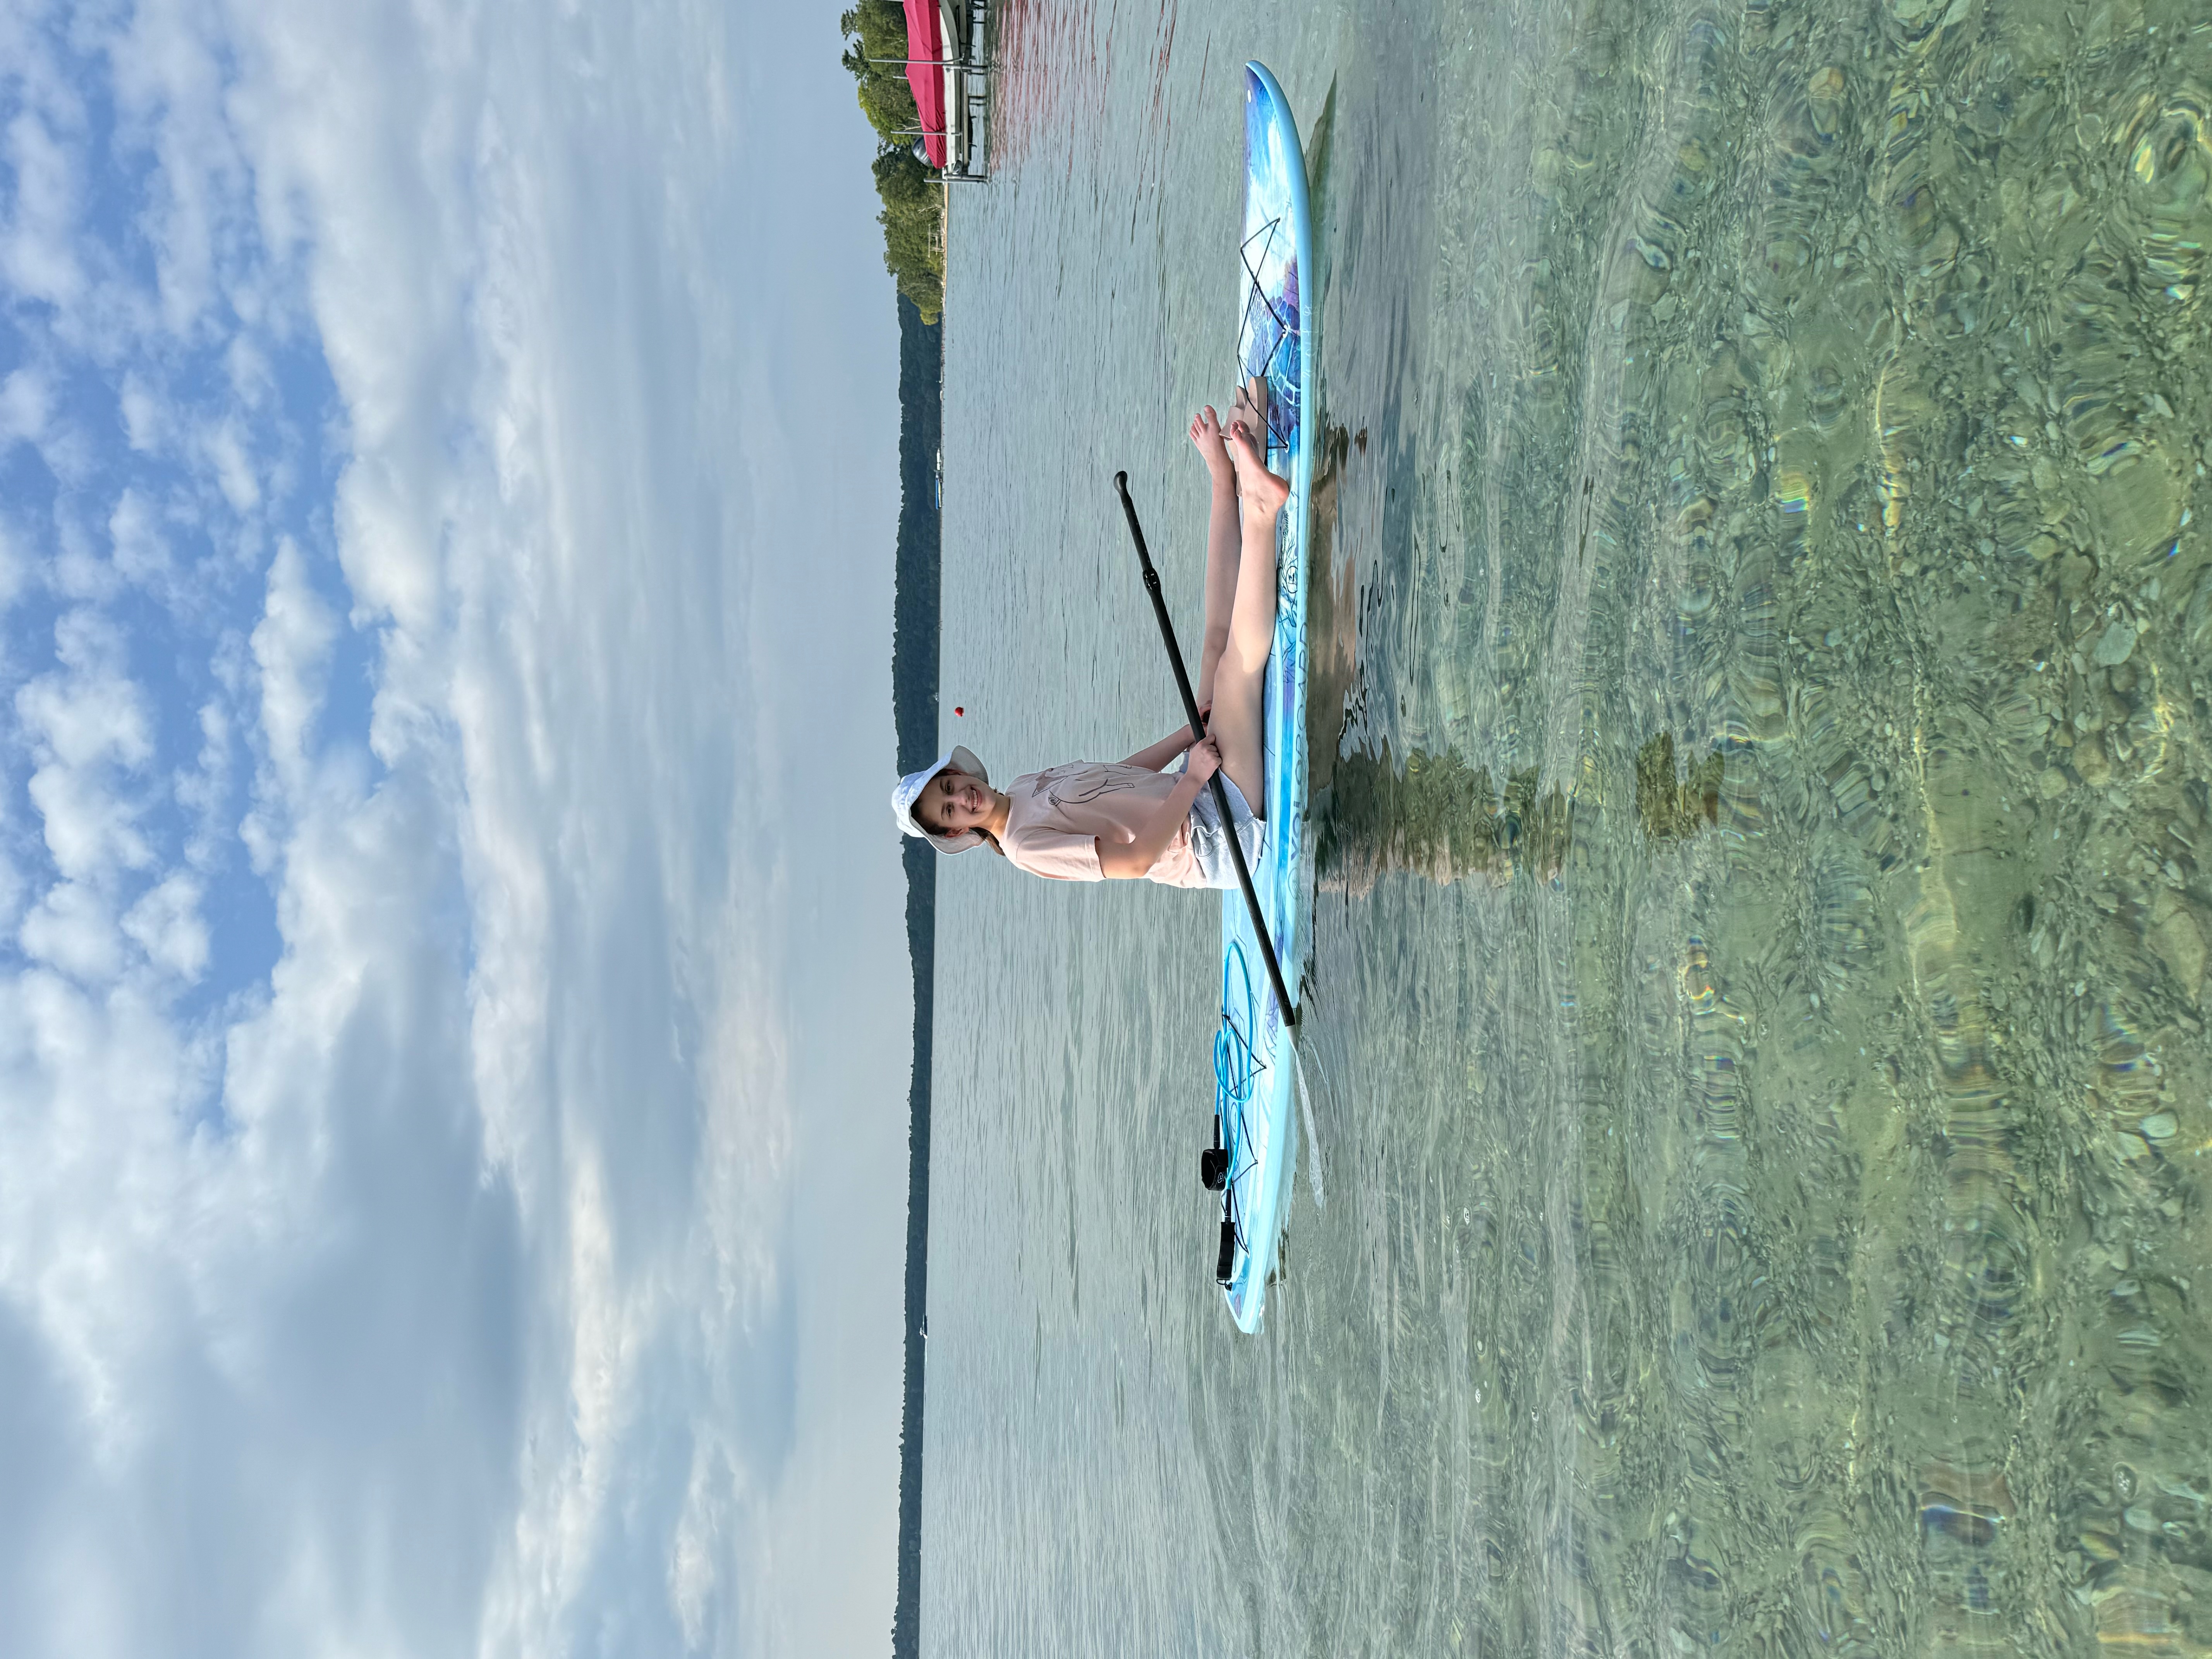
left=1113, top=471, right=1298, bottom=1030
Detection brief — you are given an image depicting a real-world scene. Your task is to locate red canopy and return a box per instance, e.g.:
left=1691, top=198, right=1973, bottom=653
left=901, top=0, right=947, bottom=167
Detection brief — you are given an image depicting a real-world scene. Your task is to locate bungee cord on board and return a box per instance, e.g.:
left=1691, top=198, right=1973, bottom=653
left=1238, top=215, right=1298, bottom=453
left=1209, top=941, right=1264, bottom=1273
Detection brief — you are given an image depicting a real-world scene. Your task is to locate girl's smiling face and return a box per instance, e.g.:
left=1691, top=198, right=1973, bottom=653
left=918, top=767, right=993, bottom=836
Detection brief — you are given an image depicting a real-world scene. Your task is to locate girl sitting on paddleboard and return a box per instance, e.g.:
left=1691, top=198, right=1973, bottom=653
left=892, top=380, right=1291, bottom=886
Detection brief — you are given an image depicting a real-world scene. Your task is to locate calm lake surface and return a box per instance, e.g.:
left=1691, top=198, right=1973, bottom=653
left=924, top=0, right=2212, bottom=1652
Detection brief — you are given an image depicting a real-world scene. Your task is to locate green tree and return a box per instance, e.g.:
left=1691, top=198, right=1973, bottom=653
left=840, top=1, right=921, bottom=142
left=874, top=148, right=943, bottom=323
left=839, top=2, right=944, bottom=321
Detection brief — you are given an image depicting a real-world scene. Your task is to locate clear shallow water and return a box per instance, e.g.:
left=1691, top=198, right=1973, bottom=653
left=927, top=0, right=2212, bottom=1653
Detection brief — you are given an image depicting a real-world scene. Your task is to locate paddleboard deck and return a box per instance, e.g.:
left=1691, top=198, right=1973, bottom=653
left=1214, top=62, right=1314, bottom=1334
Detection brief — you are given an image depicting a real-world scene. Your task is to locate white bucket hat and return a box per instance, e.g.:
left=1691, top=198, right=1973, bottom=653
left=891, top=744, right=991, bottom=853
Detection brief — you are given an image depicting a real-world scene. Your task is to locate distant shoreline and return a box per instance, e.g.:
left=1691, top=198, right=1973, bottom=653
left=888, top=291, right=941, bottom=1659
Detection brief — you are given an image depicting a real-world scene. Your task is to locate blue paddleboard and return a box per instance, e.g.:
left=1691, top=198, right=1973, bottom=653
left=1214, top=62, right=1314, bottom=1334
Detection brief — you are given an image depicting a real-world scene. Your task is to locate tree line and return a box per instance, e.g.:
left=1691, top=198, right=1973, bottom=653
left=886, top=291, right=941, bottom=1659
left=840, top=0, right=945, bottom=323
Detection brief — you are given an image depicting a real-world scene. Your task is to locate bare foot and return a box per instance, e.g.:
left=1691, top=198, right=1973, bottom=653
left=1188, top=406, right=1232, bottom=478
left=1226, top=417, right=1291, bottom=517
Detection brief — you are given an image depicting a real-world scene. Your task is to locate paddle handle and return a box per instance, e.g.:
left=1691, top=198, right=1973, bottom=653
left=1114, top=471, right=1298, bottom=1030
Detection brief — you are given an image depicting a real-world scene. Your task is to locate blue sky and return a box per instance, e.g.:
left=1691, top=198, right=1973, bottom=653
left=0, top=0, right=914, bottom=1653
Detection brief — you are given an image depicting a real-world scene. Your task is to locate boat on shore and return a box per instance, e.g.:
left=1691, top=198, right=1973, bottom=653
left=900, top=0, right=991, bottom=181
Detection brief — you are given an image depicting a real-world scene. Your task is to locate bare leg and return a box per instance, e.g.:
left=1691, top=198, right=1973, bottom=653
left=1210, top=384, right=1290, bottom=815
left=1188, top=405, right=1239, bottom=711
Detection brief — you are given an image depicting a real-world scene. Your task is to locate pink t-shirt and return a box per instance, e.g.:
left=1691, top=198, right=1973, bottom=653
left=1001, top=763, right=1206, bottom=886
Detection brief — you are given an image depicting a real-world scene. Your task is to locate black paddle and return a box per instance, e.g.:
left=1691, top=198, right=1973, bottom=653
left=1114, top=471, right=1298, bottom=1030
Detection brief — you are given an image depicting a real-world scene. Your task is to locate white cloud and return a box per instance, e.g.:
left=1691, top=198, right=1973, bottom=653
left=108, top=487, right=171, bottom=587
left=0, top=366, right=52, bottom=447
left=249, top=537, right=332, bottom=784
left=19, top=878, right=122, bottom=980
left=0, top=108, right=84, bottom=311
left=108, top=0, right=240, bottom=342
left=120, top=872, right=206, bottom=979
left=173, top=694, right=235, bottom=866
left=0, top=764, right=510, bottom=1652
left=0, top=848, right=23, bottom=938
left=0, top=514, right=30, bottom=611
left=224, top=333, right=271, bottom=407
left=15, top=614, right=155, bottom=882
left=117, top=372, right=167, bottom=452
left=0, top=966, right=203, bottom=1468
left=48, top=508, right=120, bottom=602
left=0, top=0, right=908, bottom=1652
left=201, top=417, right=260, bottom=513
